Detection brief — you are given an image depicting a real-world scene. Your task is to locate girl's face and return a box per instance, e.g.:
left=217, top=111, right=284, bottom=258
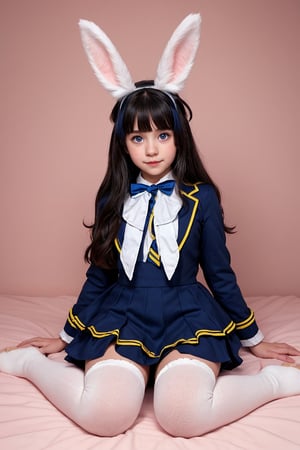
left=125, top=121, right=176, bottom=184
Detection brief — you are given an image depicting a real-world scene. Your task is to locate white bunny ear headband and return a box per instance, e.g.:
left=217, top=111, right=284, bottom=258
left=79, top=13, right=201, bottom=99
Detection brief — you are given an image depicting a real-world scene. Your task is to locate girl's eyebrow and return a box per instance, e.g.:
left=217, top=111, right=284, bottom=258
left=130, top=128, right=171, bottom=133
left=127, top=128, right=172, bottom=136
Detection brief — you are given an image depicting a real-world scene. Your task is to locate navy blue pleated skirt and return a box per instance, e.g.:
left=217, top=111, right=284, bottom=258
left=65, top=263, right=242, bottom=370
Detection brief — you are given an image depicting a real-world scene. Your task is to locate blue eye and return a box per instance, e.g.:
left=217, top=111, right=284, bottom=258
left=159, top=132, right=169, bottom=141
left=132, top=135, right=143, bottom=143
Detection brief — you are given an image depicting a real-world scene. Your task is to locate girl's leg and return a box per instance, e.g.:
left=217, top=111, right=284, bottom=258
left=153, top=351, right=300, bottom=437
left=0, top=345, right=147, bottom=436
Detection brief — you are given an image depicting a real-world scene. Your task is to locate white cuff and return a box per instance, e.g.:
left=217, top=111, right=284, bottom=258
left=240, top=329, right=264, bottom=347
left=59, top=329, right=74, bottom=344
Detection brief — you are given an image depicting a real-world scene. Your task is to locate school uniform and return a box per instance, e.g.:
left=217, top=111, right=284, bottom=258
left=61, top=174, right=263, bottom=370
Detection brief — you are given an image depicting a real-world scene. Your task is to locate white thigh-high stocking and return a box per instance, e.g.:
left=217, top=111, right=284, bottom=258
left=153, top=358, right=300, bottom=437
left=0, top=347, right=145, bottom=436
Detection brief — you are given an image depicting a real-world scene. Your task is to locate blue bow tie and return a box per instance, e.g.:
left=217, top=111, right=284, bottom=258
left=130, top=180, right=175, bottom=197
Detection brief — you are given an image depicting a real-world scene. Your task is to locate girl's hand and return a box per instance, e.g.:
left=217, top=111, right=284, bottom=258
left=249, top=341, right=300, bottom=363
left=17, top=337, right=67, bottom=355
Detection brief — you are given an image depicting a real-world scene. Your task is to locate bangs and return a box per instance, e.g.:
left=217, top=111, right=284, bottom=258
left=122, top=89, right=175, bottom=134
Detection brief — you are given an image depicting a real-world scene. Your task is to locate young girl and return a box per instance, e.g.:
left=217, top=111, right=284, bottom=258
left=1, top=14, right=300, bottom=438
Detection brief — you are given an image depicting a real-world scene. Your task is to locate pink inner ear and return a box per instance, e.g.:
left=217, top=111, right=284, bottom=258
left=171, top=35, right=195, bottom=82
left=86, top=34, right=119, bottom=85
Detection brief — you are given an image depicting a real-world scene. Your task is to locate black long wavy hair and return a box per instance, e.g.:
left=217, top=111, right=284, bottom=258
left=85, top=83, right=234, bottom=269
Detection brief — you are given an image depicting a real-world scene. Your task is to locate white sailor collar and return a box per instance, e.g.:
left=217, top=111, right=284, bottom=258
left=121, top=172, right=182, bottom=280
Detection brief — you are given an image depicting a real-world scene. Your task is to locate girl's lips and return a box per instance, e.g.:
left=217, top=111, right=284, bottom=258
left=145, top=161, right=162, bottom=165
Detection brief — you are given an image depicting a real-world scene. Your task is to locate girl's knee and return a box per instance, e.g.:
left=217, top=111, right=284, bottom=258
left=78, top=359, right=146, bottom=436
left=153, top=374, right=200, bottom=437
left=80, top=394, right=141, bottom=436
left=153, top=358, right=216, bottom=437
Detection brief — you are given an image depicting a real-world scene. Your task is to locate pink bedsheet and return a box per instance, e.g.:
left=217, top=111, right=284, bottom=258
left=1, top=294, right=300, bottom=449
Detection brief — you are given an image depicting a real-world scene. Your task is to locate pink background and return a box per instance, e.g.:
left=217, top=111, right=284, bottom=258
left=0, top=0, right=299, bottom=297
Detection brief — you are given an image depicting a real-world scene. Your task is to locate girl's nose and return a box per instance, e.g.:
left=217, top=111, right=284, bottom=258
left=145, top=139, right=158, bottom=156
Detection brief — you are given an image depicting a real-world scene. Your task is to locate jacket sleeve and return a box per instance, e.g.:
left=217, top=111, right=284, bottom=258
left=61, top=264, right=118, bottom=341
left=198, top=185, right=262, bottom=343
